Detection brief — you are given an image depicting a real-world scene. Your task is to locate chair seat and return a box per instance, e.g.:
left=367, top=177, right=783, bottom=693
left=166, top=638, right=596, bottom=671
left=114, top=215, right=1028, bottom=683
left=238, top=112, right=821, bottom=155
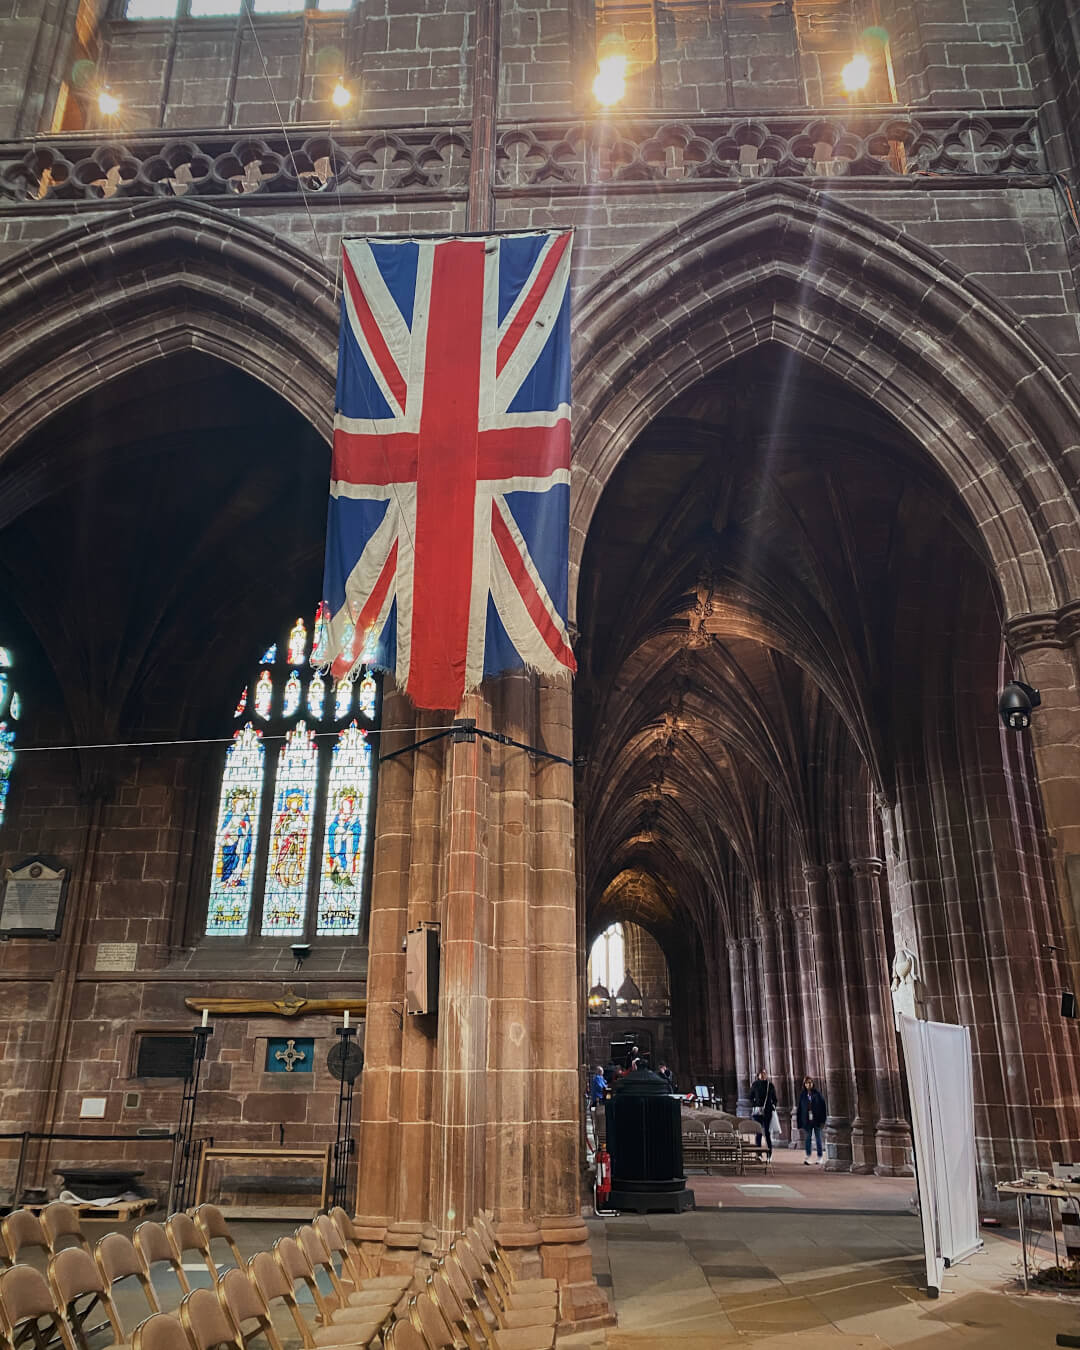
left=332, top=1299, right=397, bottom=1321
left=506, top=1278, right=556, bottom=1294
left=500, top=1306, right=557, bottom=1329
left=356, top=1277, right=411, bottom=1292
left=312, top=1322, right=385, bottom=1347
left=345, top=1290, right=401, bottom=1309
left=491, top=1327, right=555, bottom=1350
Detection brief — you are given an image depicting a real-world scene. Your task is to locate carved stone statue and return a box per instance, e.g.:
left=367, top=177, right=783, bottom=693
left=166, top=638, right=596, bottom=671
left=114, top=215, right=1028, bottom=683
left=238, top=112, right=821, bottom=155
left=890, top=946, right=923, bottom=1027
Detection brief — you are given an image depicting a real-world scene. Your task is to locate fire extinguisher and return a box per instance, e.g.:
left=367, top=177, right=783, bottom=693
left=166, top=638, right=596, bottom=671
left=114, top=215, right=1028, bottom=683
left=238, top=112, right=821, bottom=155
left=595, top=1145, right=612, bottom=1212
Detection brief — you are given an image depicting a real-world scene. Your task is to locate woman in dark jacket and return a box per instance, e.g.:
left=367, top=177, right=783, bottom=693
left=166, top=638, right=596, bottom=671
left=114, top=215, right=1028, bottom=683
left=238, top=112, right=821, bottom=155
left=797, top=1075, right=828, bottom=1164
left=748, top=1068, right=777, bottom=1159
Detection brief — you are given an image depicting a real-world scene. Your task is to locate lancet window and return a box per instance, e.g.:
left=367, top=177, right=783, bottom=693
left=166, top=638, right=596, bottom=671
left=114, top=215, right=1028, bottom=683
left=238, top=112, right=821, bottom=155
left=206, top=610, right=379, bottom=940
left=0, top=647, right=20, bottom=830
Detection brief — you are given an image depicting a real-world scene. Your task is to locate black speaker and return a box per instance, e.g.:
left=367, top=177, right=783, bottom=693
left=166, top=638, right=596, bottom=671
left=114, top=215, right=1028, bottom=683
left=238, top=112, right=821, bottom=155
left=1062, top=991, right=1077, bottom=1019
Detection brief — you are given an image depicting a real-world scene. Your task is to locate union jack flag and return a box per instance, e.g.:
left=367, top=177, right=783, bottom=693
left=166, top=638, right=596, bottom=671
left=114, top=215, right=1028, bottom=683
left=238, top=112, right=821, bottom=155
left=319, top=231, right=577, bottom=711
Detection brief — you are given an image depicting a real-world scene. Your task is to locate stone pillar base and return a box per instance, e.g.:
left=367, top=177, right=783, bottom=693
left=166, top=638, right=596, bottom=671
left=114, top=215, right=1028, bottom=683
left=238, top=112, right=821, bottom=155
left=825, top=1118, right=853, bottom=1172
left=850, top=1118, right=876, bottom=1174
left=508, top=1217, right=616, bottom=1334
left=873, top=1120, right=914, bottom=1176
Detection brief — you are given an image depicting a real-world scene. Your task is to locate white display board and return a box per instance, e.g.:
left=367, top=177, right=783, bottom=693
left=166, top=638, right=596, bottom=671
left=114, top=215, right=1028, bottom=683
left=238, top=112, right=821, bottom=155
left=899, top=1015, right=982, bottom=1294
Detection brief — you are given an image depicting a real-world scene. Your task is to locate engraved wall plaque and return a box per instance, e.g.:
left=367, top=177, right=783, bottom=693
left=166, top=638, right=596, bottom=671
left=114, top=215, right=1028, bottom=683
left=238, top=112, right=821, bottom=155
left=95, top=941, right=138, bottom=971
left=0, top=858, right=67, bottom=937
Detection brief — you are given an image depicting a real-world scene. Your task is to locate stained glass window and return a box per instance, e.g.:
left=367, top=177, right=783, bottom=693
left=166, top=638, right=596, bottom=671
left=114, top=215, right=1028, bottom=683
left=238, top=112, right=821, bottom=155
left=261, top=722, right=319, bottom=936
left=318, top=724, right=371, bottom=935
left=9, top=693, right=20, bottom=721
left=207, top=724, right=265, bottom=935
left=0, top=724, right=14, bottom=826
left=254, top=669, right=273, bottom=720
left=0, top=673, right=8, bottom=717
left=206, top=617, right=379, bottom=940
left=308, top=672, right=325, bottom=720
left=311, top=602, right=330, bottom=665
left=0, top=648, right=11, bottom=666
left=283, top=671, right=301, bottom=718
left=287, top=618, right=307, bottom=666
left=0, top=646, right=20, bottom=829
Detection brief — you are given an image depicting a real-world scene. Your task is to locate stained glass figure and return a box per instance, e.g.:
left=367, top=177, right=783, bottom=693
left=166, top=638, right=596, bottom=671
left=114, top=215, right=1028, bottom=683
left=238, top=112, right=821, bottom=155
left=317, top=724, right=371, bottom=935
left=254, top=669, right=273, bottom=721
left=358, top=672, right=377, bottom=720
left=335, top=678, right=352, bottom=721
left=287, top=618, right=307, bottom=666
left=283, top=671, right=301, bottom=718
left=0, top=673, right=8, bottom=718
left=233, top=686, right=247, bottom=719
left=9, top=693, right=20, bottom=721
left=0, top=647, right=11, bottom=667
left=206, top=724, right=265, bottom=935
left=308, top=671, right=325, bottom=721
left=0, top=723, right=13, bottom=827
left=340, top=620, right=356, bottom=669
left=260, top=643, right=278, bottom=664
left=311, top=602, right=330, bottom=665
left=261, top=722, right=318, bottom=936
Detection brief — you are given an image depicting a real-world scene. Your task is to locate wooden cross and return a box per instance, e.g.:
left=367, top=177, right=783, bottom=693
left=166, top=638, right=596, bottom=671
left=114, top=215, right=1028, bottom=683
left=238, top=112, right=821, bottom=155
left=275, top=1039, right=306, bottom=1072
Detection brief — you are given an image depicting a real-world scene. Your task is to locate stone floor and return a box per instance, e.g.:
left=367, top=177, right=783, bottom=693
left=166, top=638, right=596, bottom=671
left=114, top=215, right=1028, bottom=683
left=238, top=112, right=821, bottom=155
left=560, top=1150, right=1080, bottom=1348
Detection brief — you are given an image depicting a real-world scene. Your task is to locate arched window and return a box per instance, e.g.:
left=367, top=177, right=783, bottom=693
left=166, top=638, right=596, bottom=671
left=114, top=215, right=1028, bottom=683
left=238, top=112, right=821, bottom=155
left=588, top=923, right=625, bottom=994
left=0, top=646, right=21, bottom=829
left=206, top=610, right=379, bottom=939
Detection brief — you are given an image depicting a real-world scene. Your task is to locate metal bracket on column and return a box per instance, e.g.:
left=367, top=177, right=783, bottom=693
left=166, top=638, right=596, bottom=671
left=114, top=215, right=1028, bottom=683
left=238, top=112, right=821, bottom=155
left=378, top=717, right=572, bottom=766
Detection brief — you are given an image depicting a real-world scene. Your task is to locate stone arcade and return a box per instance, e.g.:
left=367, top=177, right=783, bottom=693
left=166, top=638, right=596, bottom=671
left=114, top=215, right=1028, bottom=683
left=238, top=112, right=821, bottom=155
left=1, top=0, right=1080, bottom=1334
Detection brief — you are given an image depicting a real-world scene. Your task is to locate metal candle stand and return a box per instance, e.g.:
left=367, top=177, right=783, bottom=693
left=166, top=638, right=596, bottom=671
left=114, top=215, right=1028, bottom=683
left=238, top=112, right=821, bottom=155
left=331, top=1023, right=358, bottom=1209
left=171, top=1023, right=213, bottom=1212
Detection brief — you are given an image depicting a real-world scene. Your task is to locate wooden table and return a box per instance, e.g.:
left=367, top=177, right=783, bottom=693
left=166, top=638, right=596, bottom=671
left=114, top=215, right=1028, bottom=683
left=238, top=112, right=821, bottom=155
left=996, top=1179, right=1077, bottom=1290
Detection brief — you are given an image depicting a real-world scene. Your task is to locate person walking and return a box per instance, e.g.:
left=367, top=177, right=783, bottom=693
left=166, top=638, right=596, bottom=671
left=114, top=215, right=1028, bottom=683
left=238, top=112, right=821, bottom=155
left=797, top=1075, right=827, bottom=1164
left=749, top=1068, right=777, bottom=1160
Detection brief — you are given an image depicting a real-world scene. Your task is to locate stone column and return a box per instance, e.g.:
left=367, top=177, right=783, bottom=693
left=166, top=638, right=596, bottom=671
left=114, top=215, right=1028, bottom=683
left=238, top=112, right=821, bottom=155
left=777, top=908, right=806, bottom=1143
left=728, top=938, right=750, bottom=1114
left=790, top=903, right=821, bottom=1082
left=804, top=865, right=852, bottom=1169
left=830, top=861, right=876, bottom=1173
left=759, top=917, right=788, bottom=1140
left=851, top=858, right=912, bottom=1175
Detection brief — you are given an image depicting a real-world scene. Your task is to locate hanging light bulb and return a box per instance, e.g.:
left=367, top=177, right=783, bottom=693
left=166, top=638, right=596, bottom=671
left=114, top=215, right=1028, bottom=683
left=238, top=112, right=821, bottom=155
left=841, top=53, right=871, bottom=92
left=331, top=81, right=351, bottom=110
left=98, top=88, right=120, bottom=116
left=592, top=53, right=627, bottom=108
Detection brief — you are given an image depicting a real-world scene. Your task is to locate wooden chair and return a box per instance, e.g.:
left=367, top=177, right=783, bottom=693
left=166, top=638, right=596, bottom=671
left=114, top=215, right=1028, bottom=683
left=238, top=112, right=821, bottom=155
left=95, top=1234, right=161, bottom=1325
left=452, top=1244, right=553, bottom=1331
left=178, top=1289, right=240, bottom=1350
left=460, top=1236, right=553, bottom=1315
left=436, top=1264, right=552, bottom=1350
left=384, top=1321, right=426, bottom=1350
left=295, top=1227, right=401, bottom=1315
left=1, top=1213, right=50, bottom=1270
left=130, top=1313, right=191, bottom=1350
left=314, top=1216, right=407, bottom=1296
left=191, top=1211, right=241, bottom=1275
left=464, top=1226, right=555, bottom=1303
left=428, top=1272, right=483, bottom=1350
left=245, top=1255, right=314, bottom=1350
left=165, top=1218, right=216, bottom=1283
left=214, top=1270, right=281, bottom=1350
left=40, top=1206, right=91, bottom=1258
left=0, top=1265, right=78, bottom=1350
left=133, top=1224, right=190, bottom=1310
left=409, top=1289, right=467, bottom=1350
left=48, top=1248, right=125, bottom=1350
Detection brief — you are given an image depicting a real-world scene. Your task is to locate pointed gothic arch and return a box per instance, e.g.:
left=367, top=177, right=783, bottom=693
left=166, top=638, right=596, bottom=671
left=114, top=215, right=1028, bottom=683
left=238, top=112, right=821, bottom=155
left=0, top=199, right=338, bottom=460
left=570, top=180, right=1080, bottom=622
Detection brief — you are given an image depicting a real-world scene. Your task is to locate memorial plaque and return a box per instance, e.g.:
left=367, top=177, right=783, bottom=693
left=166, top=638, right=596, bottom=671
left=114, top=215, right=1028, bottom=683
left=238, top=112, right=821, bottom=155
left=0, top=858, right=67, bottom=937
left=135, top=1033, right=196, bottom=1080
left=96, top=941, right=138, bottom=971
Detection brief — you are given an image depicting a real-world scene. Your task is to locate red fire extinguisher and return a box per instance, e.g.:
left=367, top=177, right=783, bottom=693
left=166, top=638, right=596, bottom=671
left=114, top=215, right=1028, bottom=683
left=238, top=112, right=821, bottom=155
left=595, top=1145, right=612, bottom=1210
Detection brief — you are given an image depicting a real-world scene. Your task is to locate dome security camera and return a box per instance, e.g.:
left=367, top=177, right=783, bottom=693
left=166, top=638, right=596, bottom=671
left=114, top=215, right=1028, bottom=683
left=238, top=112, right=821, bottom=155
left=998, top=681, right=1041, bottom=732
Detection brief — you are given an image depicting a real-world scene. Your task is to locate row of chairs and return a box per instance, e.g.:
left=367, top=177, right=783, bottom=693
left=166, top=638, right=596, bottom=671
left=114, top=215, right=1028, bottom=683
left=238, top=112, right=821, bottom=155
left=0, top=1202, right=558, bottom=1350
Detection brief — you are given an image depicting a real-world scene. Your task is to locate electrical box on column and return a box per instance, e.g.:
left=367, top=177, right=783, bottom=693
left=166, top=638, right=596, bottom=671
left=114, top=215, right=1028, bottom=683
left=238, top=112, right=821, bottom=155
left=405, top=922, right=440, bottom=1016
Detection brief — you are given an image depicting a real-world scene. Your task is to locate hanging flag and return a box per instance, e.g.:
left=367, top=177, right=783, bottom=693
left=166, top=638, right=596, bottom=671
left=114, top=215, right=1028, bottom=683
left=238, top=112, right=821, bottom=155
left=319, top=230, right=577, bottom=711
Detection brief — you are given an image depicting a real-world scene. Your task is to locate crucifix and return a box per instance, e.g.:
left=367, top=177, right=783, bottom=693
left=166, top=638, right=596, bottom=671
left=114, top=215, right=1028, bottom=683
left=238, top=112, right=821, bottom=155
left=275, top=1039, right=306, bottom=1072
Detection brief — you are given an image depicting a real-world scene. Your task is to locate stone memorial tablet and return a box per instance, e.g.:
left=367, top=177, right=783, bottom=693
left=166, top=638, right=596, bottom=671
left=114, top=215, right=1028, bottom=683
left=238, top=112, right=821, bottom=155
left=96, top=941, right=138, bottom=971
left=0, top=859, right=67, bottom=937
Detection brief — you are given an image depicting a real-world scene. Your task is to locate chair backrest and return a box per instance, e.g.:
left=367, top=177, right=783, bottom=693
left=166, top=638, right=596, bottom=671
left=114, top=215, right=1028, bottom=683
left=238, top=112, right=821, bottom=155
left=49, top=1247, right=126, bottom=1350
left=247, top=1254, right=311, bottom=1350
left=96, top=1233, right=161, bottom=1317
left=41, top=1204, right=90, bottom=1257
left=385, top=1319, right=427, bottom=1350
left=135, top=1223, right=191, bottom=1304
left=1, top=1211, right=48, bottom=1266
left=131, top=1312, right=194, bottom=1350
left=216, top=1268, right=282, bottom=1350
left=327, top=1208, right=375, bottom=1282
left=272, top=1237, right=331, bottom=1323
left=193, top=1209, right=242, bottom=1273
left=312, top=1216, right=353, bottom=1282
left=179, top=1288, right=241, bottom=1350
left=167, top=1216, right=217, bottom=1279
left=431, top=1267, right=472, bottom=1336
left=410, top=1290, right=458, bottom=1350
left=0, top=1265, right=76, bottom=1350
left=294, top=1227, right=347, bottom=1307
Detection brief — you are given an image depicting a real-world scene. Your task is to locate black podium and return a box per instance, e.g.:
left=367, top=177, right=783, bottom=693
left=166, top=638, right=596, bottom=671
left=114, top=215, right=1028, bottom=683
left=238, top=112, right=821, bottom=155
left=605, top=1067, right=695, bottom=1214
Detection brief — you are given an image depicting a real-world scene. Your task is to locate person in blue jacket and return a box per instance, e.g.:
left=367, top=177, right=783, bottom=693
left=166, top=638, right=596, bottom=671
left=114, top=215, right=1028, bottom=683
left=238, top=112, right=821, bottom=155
left=589, top=1066, right=608, bottom=1106
left=797, top=1075, right=828, bottom=1164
